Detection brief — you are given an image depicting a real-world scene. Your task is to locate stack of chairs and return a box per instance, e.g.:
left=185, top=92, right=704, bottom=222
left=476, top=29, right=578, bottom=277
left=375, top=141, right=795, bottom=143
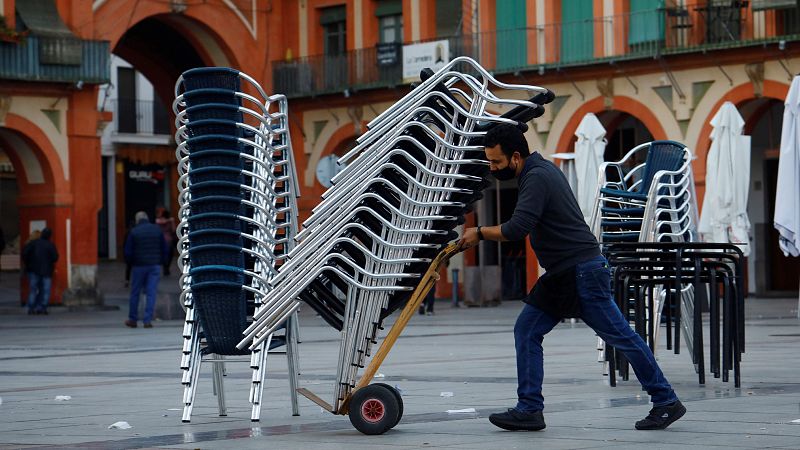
left=604, top=242, right=745, bottom=388
left=589, top=140, right=698, bottom=246
left=588, top=140, right=700, bottom=374
left=237, top=57, right=553, bottom=413
left=173, top=67, right=301, bottom=422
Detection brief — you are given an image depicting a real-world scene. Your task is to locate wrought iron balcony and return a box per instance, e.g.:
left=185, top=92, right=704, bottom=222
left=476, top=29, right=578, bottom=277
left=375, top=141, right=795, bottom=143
left=0, top=35, right=110, bottom=84
left=273, top=1, right=800, bottom=98
left=104, top=99, right=171, bottom=138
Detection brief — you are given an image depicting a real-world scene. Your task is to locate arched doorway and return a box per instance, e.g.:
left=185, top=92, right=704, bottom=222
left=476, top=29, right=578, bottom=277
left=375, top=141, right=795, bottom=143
left=0, top=147, right=19, bottom=276
left=99, top=14, right=235, bottom=260
left=739, top=98, right=800, bottom=294
left=0, top=124, right=69, bottom=305
left=596, top=111, right=655, bottom=163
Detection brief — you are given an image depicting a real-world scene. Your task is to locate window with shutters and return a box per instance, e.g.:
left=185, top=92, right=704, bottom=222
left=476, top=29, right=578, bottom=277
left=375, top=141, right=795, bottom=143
left=629, top=0, right=665, bottom=53
left=496, top=0, right=527, bottom=70
left=561, top=0, right=594, bottom=64
left=320, top=5, right=347, bottom=91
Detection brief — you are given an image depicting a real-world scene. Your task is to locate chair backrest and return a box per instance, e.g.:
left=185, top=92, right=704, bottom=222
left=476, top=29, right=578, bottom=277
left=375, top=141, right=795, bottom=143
left=638, top=140, right=687, bottom=195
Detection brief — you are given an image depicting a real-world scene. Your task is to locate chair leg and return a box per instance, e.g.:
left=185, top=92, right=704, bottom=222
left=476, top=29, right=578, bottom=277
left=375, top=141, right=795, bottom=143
left=286, top=313, right=300, bottom=416
left=212, top=354, right=227, bottom=416
left=181, top=309, right=200, bottom=423
left=250, top=335, right=271, bottom=421
left=182, top=333, right=202, bottom=422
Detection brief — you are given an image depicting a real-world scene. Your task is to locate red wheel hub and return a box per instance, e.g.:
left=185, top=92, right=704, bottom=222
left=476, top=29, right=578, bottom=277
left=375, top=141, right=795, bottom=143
left=361, top=398, right=385, bottom=423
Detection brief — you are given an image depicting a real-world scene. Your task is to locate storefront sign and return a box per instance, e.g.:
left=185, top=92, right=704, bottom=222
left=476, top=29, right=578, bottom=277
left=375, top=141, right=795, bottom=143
left=376, top=43, right=400, bottom=66
left=128, top=167, right=165, bottom=184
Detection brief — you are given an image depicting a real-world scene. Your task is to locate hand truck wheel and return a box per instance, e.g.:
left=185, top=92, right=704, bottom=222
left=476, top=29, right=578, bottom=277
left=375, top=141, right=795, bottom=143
left=348, top=384, right=401, bottom=435
left=372, top=382, right=403, bottom=427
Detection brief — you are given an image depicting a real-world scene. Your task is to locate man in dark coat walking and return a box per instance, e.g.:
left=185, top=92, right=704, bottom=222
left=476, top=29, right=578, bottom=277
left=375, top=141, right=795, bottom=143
left=22, top=228, right=59, bottom=315
left=124, top=211, right=167, bottom=328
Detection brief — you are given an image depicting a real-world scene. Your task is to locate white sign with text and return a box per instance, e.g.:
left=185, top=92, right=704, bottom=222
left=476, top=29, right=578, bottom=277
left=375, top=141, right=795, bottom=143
left=402, top=40, right=449, bottom=82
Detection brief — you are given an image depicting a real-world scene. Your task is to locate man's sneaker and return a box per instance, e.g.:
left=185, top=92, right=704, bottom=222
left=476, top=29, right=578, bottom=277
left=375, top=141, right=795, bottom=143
left=489, top=408, right=546, bottom=431
left=143, top=323, right=153, bottom=329
left=124, top=320, right=137, bottom=328
left=635, top=400, right=686, bottom=430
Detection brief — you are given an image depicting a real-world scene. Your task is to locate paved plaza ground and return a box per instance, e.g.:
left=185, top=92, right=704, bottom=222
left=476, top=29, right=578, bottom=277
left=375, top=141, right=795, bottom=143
left=0, top=263, right=799, bottom=449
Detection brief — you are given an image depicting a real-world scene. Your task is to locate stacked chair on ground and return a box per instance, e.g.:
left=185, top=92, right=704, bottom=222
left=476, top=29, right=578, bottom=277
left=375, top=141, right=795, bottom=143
left=236, top=57, right=553, bottom=434
left=603, top=242, right=745, bottom=388
left=588, top=140, right=701, bottom=375
left=174, top=67, right=301, bottom=422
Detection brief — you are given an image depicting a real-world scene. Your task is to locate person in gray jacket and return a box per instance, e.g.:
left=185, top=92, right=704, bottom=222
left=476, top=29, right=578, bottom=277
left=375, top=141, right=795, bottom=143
left=459, top=124, right=684, bottom=432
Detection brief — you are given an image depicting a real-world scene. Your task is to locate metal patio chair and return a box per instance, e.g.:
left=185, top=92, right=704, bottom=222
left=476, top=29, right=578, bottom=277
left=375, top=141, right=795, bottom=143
left=603, top=242, right=745, bottom=388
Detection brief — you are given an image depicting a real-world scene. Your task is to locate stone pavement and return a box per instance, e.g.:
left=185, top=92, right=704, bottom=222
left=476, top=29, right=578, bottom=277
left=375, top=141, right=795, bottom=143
left=0, top=265, right=799, bottom=449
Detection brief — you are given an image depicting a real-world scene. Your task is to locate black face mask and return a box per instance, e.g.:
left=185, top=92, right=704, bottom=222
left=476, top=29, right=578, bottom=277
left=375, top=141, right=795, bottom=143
left=490, top=159, right=517, bottom=181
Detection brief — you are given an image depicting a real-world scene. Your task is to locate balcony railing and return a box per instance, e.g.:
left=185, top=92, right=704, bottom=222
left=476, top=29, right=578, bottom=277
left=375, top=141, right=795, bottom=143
left=0, top=35, right=110, bottom=84
left=274, top=1, right=800, bottom=98
left=105, top=99, right=171, bottom=136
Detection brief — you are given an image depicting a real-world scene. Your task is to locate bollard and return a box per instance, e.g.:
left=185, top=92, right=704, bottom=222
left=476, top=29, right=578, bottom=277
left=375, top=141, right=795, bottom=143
left=451, top=268, right=459, bottom=307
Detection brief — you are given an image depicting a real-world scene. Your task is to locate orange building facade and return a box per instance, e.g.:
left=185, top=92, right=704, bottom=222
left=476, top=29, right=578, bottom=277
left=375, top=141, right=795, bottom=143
left=1, top=0, right=799, bottom=305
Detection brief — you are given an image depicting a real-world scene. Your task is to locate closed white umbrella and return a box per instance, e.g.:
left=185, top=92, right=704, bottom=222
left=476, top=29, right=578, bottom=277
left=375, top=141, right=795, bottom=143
left=698, top=101, right=751, bottom=256
left=552, top=152, right=578, bottom=194
left=775, top=76, right=800, bottom=257
left=574, top=113, right=606, bottom=223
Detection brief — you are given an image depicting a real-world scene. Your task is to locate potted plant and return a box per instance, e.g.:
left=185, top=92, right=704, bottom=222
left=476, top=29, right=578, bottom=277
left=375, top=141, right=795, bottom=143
left=0, top=15, right=27, bottom=43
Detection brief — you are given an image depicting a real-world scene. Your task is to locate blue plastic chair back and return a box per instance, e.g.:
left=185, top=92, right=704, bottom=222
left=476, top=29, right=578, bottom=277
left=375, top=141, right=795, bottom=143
left=637, top=140, right=686, bottom=195
left=180, top=68, right=255, bottom=355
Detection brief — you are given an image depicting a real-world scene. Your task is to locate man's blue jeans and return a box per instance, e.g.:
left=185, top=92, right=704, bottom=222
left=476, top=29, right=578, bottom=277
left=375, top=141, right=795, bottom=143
left=129, top=265, right=161, bottom=324
left=514, top=255, right=678, bottom=412
left=27, top=273, right=52, bottom=313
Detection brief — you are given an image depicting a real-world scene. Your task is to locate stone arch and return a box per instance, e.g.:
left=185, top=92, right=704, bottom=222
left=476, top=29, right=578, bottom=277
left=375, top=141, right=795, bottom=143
left=93, top=1, right=252, bottom=70
left=1, top=114, right=68, bottom=194
left=694, top=80, right=790, bottom=175
left=0, top=116, right=72, bottom=304
left=555, top=96, right=668, bottom=153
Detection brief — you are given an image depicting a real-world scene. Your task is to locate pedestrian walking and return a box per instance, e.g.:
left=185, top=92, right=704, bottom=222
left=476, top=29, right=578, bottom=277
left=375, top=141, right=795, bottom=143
left=22, top=228, right=58, bottom=315
left=124, top=211, right=167, bottom=328
left=155, top=208, right=176, bottom=276
left=419, top=285, right=435, bottom=316
left=459, top=123, right=685, bottom=432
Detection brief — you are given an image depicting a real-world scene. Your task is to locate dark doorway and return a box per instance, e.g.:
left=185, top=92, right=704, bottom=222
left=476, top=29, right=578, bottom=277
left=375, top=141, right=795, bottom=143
left=499, top=187, right=527, bottom=300
left=124, top=161, right=165, bottom=227
left=764, top=158, right=800, bottom=291
left=600, top=113, right=655, bottom=163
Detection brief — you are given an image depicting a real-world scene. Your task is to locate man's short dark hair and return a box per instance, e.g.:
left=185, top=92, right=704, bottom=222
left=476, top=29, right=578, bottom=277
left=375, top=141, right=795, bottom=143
left=483, top=123, right=530, bottom=158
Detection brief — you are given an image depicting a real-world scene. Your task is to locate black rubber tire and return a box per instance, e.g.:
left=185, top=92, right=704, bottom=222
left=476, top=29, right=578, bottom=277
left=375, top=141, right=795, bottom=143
left=348, top=384, right=400, bottom=435
left=372, top=383, right=403, bottom=428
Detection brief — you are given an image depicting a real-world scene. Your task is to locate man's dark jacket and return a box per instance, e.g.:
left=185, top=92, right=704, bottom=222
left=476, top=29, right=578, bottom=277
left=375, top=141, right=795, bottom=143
left=22, top=230, right=59, bottom=277
left=124, top=219, right=167, bottom=266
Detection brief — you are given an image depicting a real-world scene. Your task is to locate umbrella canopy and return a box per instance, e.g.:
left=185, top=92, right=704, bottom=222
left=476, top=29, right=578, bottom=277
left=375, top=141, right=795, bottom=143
left=574, top=113, right=606, bottom=223
left=775, top=76, right=800, bottom=257
left=698, top=101, right=751, bottom=256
